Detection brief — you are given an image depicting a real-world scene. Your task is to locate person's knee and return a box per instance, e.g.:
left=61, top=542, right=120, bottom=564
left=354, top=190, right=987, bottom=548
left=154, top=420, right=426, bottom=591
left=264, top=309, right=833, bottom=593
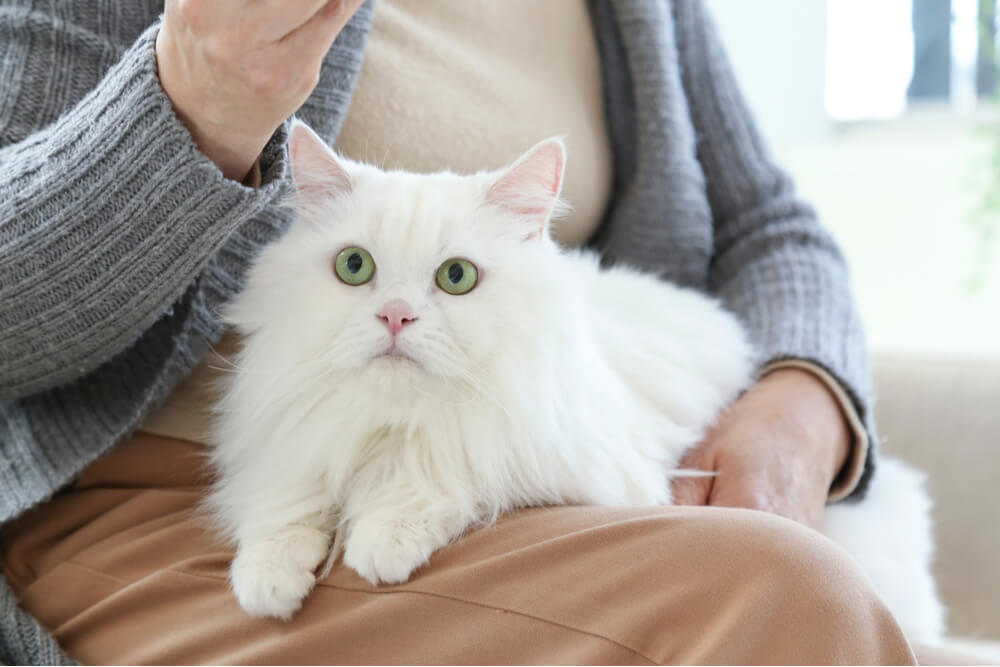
left=690, top=507, right=881, bottom=610
left=652, top=507, right=913, bottom=663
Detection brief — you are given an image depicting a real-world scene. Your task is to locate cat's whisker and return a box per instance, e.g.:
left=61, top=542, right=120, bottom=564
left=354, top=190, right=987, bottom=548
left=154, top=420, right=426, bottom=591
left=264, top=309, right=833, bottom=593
left=207, top=345, right=242, bottom=370
left=206, top=364, right=245, bottom=375
left=419, top=343, right=512, bottom=419
left=416, top=334, right=512, bottom=418
left=379, top=127, right=404, bottom=171
left=456, top=371, right=511, bottom=420
left=407, top=381, right=478, bottom=407
left=206, top=364, right=324, bottom=378
left=206, top=353, right=331, bottom=379
left=324, top=338, right=376, bottom=370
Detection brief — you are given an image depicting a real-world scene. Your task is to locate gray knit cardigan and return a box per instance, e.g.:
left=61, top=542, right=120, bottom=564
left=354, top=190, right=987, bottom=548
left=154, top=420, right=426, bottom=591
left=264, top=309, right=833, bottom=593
left=0, top=0, right=875, bottom=663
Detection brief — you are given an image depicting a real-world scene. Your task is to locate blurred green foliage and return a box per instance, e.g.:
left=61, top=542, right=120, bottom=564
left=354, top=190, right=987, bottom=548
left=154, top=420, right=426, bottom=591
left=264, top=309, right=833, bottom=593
left=970, top=0, right=999, bottom=289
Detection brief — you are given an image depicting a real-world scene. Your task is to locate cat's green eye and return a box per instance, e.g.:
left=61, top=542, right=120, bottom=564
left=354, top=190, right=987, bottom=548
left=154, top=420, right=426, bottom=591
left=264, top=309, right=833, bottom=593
left=334, top=247, right=375, bottom=285
left=436, top=258, right=479, bottom=295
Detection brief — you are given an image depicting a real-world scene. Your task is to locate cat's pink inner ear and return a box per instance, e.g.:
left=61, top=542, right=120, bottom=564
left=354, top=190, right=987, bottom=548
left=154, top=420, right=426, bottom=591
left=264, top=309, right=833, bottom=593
left=486, top=138, right=566, bottom=238
left=289, top=120, right=353, bottom=200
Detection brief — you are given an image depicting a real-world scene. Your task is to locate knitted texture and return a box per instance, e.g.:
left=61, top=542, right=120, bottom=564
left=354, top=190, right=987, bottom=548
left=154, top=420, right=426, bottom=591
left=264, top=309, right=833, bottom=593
left=589, top=0, right=876, bottom=495
left=0, top=0, right=875, bottom=662
left=0, top=1, right=374, bottom=663
left=0, top=577, right=79, bottom=665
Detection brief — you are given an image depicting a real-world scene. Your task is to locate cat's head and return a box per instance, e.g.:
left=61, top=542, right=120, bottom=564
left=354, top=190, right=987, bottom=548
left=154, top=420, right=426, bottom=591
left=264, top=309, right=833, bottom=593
left=226, top=121, right=573, bottom=396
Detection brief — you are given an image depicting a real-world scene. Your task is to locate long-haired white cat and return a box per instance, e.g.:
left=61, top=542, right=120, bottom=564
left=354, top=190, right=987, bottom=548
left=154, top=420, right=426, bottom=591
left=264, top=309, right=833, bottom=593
left=209, top=121, right=944, bottom=642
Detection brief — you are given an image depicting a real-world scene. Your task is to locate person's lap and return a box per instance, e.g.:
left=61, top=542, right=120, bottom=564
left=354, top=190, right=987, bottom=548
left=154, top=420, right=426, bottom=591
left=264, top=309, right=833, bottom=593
left=1, top=433, right=916, bottom=665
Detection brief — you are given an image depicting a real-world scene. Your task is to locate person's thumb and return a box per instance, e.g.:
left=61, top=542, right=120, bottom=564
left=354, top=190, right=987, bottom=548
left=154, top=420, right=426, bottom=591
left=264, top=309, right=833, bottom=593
left=671, top=453, right=714, bottom=506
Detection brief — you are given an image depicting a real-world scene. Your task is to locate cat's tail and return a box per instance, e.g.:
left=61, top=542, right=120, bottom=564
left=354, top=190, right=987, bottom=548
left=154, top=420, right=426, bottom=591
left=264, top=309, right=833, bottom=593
left=821, top=456, right=946, bottom=645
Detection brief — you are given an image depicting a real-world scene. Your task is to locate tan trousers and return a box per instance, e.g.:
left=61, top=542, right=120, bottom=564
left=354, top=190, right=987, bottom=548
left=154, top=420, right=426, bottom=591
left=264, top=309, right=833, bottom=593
left=1, top=434, right=918, bottom=665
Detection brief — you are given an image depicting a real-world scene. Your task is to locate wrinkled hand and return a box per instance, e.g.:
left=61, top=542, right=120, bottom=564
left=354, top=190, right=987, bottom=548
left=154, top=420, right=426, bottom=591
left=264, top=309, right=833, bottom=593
left=671, top=368, right=852, bottom=529
left=156, top=0, right=365, bottom=180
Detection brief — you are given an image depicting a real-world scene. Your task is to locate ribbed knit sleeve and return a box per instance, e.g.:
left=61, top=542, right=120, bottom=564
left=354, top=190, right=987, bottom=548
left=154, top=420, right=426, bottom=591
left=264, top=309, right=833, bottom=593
left=673, top=0, right=875, bottom=498
left=0, top=577, right=78, bottom=665
left=0, top=0, right=373, bottom=512
left=0, top=20, right=288, bottom=399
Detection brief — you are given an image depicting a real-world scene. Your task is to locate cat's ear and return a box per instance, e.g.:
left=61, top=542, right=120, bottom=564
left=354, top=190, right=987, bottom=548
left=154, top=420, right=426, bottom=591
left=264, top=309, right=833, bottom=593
left=486, top=138, right=566, bottom=239
left=289, top=119, right=353, bottom=202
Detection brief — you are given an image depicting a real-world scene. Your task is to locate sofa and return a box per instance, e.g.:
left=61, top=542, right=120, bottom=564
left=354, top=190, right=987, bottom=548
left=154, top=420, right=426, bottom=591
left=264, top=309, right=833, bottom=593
left=872, top=348, right=1000, bottom=660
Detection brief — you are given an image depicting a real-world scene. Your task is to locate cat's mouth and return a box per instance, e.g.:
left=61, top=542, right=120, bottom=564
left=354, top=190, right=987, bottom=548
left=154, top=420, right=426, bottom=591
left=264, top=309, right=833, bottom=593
left=374, top=344, right=419, bottom=365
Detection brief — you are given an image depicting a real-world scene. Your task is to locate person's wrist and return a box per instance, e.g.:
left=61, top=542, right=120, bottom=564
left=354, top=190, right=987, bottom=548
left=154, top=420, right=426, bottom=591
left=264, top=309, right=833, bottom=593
left=757, top=368, right=851, bottom=485
left=185, top=121, right=272, bottom=182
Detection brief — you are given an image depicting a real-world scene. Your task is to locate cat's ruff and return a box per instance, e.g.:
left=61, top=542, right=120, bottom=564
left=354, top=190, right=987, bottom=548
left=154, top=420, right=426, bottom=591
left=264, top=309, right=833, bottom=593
left=208, top=120, right=944, bottom=642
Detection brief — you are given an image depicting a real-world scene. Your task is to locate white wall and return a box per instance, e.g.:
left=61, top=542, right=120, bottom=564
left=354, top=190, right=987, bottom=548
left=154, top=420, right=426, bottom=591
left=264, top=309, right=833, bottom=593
left=704, top=0, right=831, bottom=146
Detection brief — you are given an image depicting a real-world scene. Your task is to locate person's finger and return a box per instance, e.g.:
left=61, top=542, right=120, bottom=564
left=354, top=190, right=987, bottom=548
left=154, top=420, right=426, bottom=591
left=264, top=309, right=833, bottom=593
left=281, top=0, right=363, bottom=58
left=671, top=448, right=715, bottom=505
left=671, top=443, right=716, bottom=505
left=715, top=485, right=824, bottom=530
left=250, top=0, right=335, bottom=42
left=707, top=479, right=766, bottom=512
left=706, top=474, right=821, bottom=529
left=671, top=473, right=713, bottom=506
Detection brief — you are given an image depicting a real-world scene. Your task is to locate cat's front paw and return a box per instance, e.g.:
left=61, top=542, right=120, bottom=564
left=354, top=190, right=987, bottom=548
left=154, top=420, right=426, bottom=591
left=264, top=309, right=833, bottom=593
left=230, top=525, right=330, bottom=620
left=343, top=517, right=442, bottom=585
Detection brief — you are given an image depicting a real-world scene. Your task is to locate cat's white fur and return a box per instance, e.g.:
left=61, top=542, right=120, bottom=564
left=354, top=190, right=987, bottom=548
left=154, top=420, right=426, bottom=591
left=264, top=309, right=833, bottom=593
left=209, top=121, right=945, bottom=643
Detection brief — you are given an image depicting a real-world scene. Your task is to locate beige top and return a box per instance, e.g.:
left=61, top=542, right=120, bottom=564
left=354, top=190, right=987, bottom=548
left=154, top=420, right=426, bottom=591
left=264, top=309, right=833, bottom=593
left=141, top=0, right=615, bottom=442
left=333, top=0, right=613, bottom=246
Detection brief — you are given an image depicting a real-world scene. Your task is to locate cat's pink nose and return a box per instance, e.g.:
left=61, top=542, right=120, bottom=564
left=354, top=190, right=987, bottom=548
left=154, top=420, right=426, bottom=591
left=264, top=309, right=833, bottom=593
left=377, top=298, right=417, bottom=336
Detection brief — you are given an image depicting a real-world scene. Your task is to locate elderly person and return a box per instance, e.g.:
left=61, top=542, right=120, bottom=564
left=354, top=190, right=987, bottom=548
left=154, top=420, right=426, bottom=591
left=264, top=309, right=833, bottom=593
left=0, top=0, right=914, bottom=663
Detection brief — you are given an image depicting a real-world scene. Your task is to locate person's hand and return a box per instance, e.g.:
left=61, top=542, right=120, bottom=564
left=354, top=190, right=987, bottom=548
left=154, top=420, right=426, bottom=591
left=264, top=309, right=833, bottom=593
left=671, top=368, right=852, bottom=530
left=156, top=0, right=365, bottom=181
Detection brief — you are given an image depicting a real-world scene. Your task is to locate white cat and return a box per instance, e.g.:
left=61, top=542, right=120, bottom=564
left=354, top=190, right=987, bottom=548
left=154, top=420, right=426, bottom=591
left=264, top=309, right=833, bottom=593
left=208, top=120, right=944, bottom=642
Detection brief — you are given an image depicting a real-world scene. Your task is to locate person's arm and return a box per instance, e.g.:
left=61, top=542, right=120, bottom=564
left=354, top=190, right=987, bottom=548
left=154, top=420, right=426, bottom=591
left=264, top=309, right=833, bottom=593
left=671, top=0, right=875, bottom=502
left=0, top=21, right=281, bottom=399
left=0, top=1, right=363, bottom=400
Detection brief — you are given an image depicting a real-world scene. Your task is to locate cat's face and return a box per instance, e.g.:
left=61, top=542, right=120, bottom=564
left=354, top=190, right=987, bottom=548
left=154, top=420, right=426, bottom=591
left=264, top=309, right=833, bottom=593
left=227, top=122, right=569, bottom=395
